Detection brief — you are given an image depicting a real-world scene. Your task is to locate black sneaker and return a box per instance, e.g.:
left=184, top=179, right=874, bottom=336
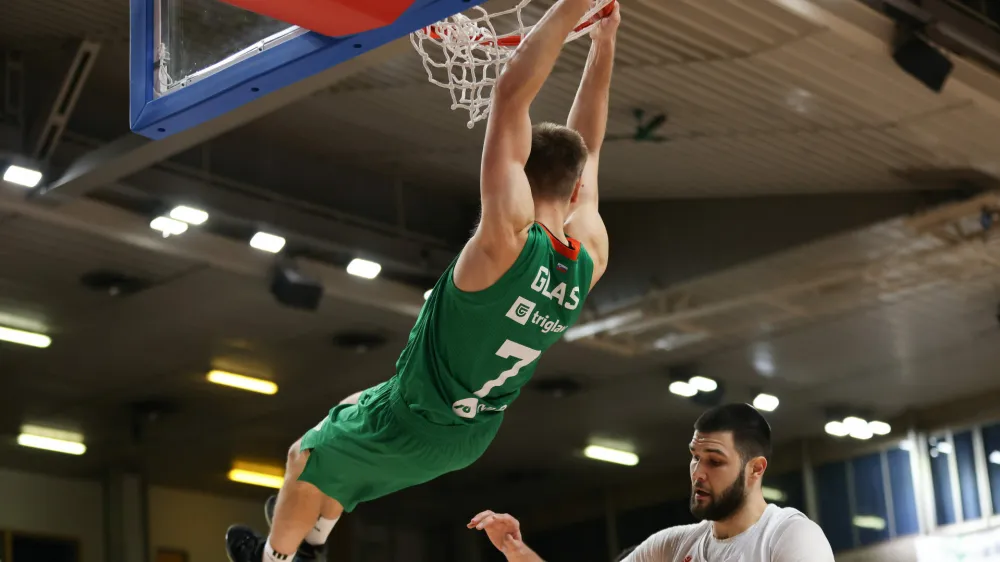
left=261, top=496, right=326, bottom=562
left=225, top=525, right=265, bottom=562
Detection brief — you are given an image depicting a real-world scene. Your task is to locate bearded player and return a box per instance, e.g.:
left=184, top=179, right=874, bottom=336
left=471, top=404, right=834, bottom=562
left=224, top=1, right=618, bottom=561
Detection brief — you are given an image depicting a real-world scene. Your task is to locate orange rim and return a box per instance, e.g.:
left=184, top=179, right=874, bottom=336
left=425, top=0, right=615, bottom=49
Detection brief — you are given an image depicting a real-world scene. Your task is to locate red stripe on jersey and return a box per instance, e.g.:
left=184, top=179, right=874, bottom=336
left=538, top=222, right=580, bottom=261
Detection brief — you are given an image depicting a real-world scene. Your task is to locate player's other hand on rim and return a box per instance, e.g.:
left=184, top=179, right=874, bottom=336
left=469, top=510, right=525, bottom=555
left=590, top=1, right=621, bottom=42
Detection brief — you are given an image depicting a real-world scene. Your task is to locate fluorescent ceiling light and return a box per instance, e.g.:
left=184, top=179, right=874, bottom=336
left=688, top=376, right=717, bottom=392
left=761, top=486, right=787, bottom=502
left=583, top=445, right=638, bottom=466
left=17, top=425, right=85, bottom=455
left=753, top=393, right=779, bottom=412
left=207, top=370, right=278, bottom=395
left=3, top=165, right=42, bottom=188
left=423, top=289, right=433, bottom=301
left=346, top=258, right=381, bottom=280
left=150, top=216, right=188, bottom=237
left=850, top=425, right=874, bottom=440
left=169, top=205, right=209, bottom=225
left=250, top=232, right=286, bottom=253
left=868, top=421, right=891, bottom=436
left=853, top=515, right=887, bottom=531
left=843, top=416, right=867, bottom=432
left=825, top=421, right=849, bottom=437
left=0, top=325, right=51, bottom=348
left=228, top=461, right=284, bottom=489
left=668, top=380, right=697, bottom=397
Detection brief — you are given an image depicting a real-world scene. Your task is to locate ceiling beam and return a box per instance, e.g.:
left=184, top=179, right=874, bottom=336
left=31, top=38, right=414, bottom=200
left=29, top=40, right=100, bottom=163
left=0, top=185, right=425, bottom=319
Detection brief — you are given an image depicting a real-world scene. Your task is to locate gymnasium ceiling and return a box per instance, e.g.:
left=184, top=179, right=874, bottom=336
left=2, top=0, right=1000, bottom=523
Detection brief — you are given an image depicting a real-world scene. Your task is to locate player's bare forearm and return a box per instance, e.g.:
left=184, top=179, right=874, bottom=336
left=567, top=3, right=618, bottom=208
left=567, top=35, right=616, bottom=157
left=494, top=0, right=591, bottom=111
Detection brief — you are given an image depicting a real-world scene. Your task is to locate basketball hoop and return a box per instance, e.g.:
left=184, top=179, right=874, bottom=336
left=410, top=0, right=616, bottom=129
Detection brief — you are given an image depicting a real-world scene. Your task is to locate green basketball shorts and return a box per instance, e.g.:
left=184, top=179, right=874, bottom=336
left=297, top=376, right=501, bottom=512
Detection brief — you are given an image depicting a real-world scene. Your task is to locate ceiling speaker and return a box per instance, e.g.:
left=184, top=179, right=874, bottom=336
left=893, top=29, right=953, bottom=93
left=270, top=264, right=323, bottom=311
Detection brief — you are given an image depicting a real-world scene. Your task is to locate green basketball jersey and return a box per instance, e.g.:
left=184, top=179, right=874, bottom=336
left=395, top=222, right=594, bottom=426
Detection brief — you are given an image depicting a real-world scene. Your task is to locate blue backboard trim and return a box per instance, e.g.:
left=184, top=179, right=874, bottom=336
left=129, top=0, right=154, bottom=131
left=130, top=0, right=488, bottom=139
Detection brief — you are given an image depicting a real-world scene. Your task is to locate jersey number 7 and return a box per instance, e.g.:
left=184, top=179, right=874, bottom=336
left=474, top=339, right=541, bottom=398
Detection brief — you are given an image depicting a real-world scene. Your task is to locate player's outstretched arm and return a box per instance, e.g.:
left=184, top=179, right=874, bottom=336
left=479, top=0, right=594, bottom=239
left=468, top=511, right=545, bottom=562
left=565, top=2, right=619, bottom=288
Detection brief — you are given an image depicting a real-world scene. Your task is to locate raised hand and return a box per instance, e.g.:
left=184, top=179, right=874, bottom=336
left=468, top=510, right=525, bottom=554
left=590, top=0, right=621, bottom=42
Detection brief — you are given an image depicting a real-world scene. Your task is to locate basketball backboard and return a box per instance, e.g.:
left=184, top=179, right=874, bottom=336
left=129, top=0, right=487, bottom=139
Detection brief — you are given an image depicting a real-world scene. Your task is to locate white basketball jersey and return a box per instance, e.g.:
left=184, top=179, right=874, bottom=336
left=624, top=504, right=835, bottom=562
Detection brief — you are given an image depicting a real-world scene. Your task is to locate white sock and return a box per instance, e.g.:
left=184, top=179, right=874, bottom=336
left=305, top=516, right=339, bottom=546
left=263, top=538, right=293, bottom=562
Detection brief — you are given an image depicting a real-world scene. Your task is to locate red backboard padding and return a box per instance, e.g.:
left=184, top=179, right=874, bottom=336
left=219, top=0, right=419, bottom=38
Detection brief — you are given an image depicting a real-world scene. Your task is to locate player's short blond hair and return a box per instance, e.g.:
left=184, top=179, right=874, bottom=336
left=524, top=122, right=588, bottom=201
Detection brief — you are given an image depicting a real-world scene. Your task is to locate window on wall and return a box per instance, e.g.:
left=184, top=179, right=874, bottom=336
left=851, top=453, right=891, bottom=546
left=887, top=447, right=920, bottom=536
left=928, top=435, right=958, bottom=525
left=815, top=461, right=854, bottom=552
left=983, top=422, right=1000, bottom=515
left=953, top=430, right=982, bottom=521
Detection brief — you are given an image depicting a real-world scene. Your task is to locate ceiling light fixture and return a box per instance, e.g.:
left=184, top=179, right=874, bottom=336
left=150, top=216, right=188, bottom=237
left=3, top=165, right=43, bottom=188
left=0, top=325, right=51, bottom=348
left=207, top=370, right=278, bottom=395
left=583, top=445, right=638, bottom=466
left=688, top=376, right=717, bottom=392
left=753, top=393, right=780, bottom=412
left=169, top=205, right=209, bottom=225
left=825, top=421, right=849, bottom=437
left=250, top=232, right=286, bottom=253
left=868, top=421, right=892, bottom=436
left=825, top=415, right=891, bottom=440
left=227, top=461, right=284, bottom=489
left=346, top=258, right=381, bottom=280
left=668, top=380, right=697, bottom=398
left=17, top=425, right=85, bottom=455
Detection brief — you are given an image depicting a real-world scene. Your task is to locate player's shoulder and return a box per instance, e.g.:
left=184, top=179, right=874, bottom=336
left=763, top=504, right=833, bottom=557
left=765, top=504, right=817, bottom=531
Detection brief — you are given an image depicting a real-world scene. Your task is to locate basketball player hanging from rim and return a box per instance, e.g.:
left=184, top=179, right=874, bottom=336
left=224, top=1, right=619, bottom=561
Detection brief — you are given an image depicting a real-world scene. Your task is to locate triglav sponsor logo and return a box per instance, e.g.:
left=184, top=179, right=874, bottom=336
left=505, top=296, right=536, bottom=325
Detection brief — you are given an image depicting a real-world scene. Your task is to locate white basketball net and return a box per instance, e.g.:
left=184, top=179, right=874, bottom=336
left=410, top=0, right=615, bottom=129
